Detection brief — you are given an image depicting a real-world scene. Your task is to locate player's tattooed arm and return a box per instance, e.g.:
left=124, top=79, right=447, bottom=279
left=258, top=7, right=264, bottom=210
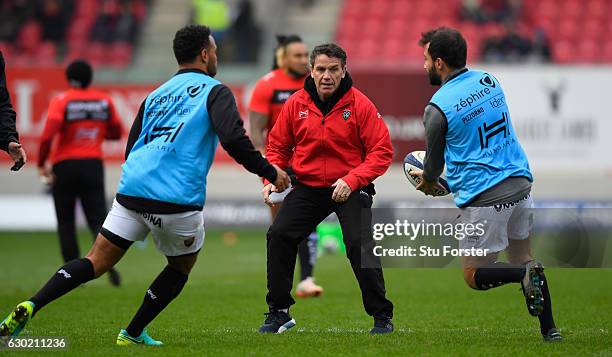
left=248, top=111, right=269, bottom=155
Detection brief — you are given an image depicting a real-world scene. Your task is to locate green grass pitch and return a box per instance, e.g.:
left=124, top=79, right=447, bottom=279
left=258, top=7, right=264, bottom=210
left=0, top=230, right=610, bottom=356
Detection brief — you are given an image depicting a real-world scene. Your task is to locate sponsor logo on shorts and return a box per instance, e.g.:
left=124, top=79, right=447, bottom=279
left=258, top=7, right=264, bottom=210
left=184, top=236, right=195, bottom=247
left=141, top=213, right=162, bottom=228
left=147, top=289, right=157, bottom=300
left=493, top=194, right=530, bottom=212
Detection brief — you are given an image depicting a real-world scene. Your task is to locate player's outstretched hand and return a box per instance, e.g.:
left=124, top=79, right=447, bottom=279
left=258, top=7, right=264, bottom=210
left=8, top=142, right=26, bottom=171
left=331, top=178, right=352, bottom=203
left=411, top=169, right=446, bottom=196
left=272, top=164, right=290, bottom=192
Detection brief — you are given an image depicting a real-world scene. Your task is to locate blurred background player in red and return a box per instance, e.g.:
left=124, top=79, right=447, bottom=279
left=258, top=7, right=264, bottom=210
left=248, top=35, right=323, bottom=298
left=37, top=59, right=124, bottom=286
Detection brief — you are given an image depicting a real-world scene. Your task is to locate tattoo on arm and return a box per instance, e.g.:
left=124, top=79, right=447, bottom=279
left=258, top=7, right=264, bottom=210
left=248, top=111, right=269, bottom=153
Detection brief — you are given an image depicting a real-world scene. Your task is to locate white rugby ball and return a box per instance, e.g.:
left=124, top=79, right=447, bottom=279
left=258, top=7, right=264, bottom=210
left=403, top=150, right=450, bottom=196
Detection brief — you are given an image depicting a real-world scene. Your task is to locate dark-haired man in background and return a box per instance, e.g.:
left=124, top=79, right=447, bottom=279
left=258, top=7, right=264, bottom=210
left=259, top=43, right=394, bottom=334
left=249, top=34, right=323, bottom=298
left=0, top=51, right=26, bottom=171
left=0, top=24, right=289, bottom=346
left=38, top=60, right=124, bottom=287
left=410, top=27, right=562, bottom=342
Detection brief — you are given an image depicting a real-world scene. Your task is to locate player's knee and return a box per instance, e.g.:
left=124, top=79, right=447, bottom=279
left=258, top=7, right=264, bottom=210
left=167, top=254, right=198, bottom=275
left=84, top=254, right=111, bottom=278
left=463, top=267, right=479, bottom=290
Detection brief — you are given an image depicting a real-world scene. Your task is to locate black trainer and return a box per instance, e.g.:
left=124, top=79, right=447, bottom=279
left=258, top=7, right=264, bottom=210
left=521, top=260, right=545, bottom=316
left=370, top=317, right=393, bottom=334
left=543, top=328, right=563, bottom=342
left=258, top=310, right=296, bottom=334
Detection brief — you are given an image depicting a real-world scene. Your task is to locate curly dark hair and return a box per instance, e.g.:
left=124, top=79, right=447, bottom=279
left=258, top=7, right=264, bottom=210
left=309, top=43, right=347, bottom=67
left=173, top=25, right=212, bottom=65
left=271, top=34, right=303, bottom=70
left=419, top=27, right=467, bottom=69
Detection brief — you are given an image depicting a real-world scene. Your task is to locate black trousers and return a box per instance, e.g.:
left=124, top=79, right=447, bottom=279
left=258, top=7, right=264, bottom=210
left=266, top=182, right=394, bottom=318
left=52, top=159, right=107, bottom=262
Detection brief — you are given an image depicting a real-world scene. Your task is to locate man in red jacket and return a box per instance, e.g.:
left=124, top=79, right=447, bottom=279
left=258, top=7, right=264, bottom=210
left=258, top=43, right=394, bottom=334
left=38, top=60, right=124, bottom=286
left=249, top=34, right=323, bottom=298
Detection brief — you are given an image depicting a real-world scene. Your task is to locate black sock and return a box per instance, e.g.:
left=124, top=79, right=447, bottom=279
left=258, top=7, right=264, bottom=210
left=29, top=258, right=95, bottom=315
left=473, top=262, right=525, bottom=290
left=298, top=238, right=313, bottom=281
left=125, top=265, right=188, bottom=337
left=538, top=272, right=556, bottom=335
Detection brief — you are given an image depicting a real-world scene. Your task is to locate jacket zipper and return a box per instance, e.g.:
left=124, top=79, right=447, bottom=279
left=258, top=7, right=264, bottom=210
left=320, top=103, right=351, bottom=187
left=321, top=113, right=327, bottom=186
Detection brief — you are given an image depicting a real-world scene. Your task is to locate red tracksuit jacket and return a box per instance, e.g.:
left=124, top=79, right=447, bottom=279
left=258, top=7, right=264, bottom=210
left=38, top=88, right=123, bottom=167
left=266, top=86, right=393, bottom=190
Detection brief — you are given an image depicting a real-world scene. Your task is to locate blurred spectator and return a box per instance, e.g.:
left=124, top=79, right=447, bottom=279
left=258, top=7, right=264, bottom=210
left=191, top=0, right=230, bottom=41
left=115, top=1, right=139, bottom=43
left=480, top=22, right=550, bottom=63
left=530, top=28, right=551, bottom=62
left=461, top=0, right=522, bottom=24
left=90, top=0, right=140, bottom=44
left=0, top=0, right=35, bottom=42
left=90, top=0, right=119, bottom=44
left=36, top=0, right=74, bottom=44
left=227, top=0, right=260, bottom=63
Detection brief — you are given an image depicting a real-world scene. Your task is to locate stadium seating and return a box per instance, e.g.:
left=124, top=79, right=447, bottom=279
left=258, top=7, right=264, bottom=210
left=2, top=0, right=149, bottom=68
left=336, top=0, right=612, bottom=64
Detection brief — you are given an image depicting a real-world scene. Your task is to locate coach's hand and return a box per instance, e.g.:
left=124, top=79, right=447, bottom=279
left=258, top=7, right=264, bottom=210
left=331, top=178, right=352, bottom=203
left=8, top=142, right=26, bottom=171
left=411, top=169, right=446, bottom=196
left=272, top=164, right=290, bottom=192
left=262, top=183, right=277, bottom=207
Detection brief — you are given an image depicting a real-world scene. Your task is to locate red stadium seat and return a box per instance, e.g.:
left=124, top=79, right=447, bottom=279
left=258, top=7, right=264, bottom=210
left=109, top=42, right=133, bottom=68
left=555, top=20, right=579, bottom=42
left=577, top=41, right=599, bottom=62
left=336, top=0, right=611, bottom=64
left=601, top=41, right=612, bottom=62
left=86, top=42, right=108, bottom=67
left=17, top=21, right=42, bottom=55
left=559, top=0, right=583, bottom=20
left=36, top=42, right=57, bottom=66
left=582, top=20, right=604, bottom=42
left=553, top=41, right=576, bottom=63
left=586, top=0, right=608, bottom=19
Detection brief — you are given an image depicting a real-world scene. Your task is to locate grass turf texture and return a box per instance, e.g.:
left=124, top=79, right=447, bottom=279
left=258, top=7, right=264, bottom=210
left=0, top=230, right=610, bottom=356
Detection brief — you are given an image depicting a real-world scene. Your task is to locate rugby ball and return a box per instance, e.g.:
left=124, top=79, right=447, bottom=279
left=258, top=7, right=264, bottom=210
left=403, top=151, right=450, bottom=196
